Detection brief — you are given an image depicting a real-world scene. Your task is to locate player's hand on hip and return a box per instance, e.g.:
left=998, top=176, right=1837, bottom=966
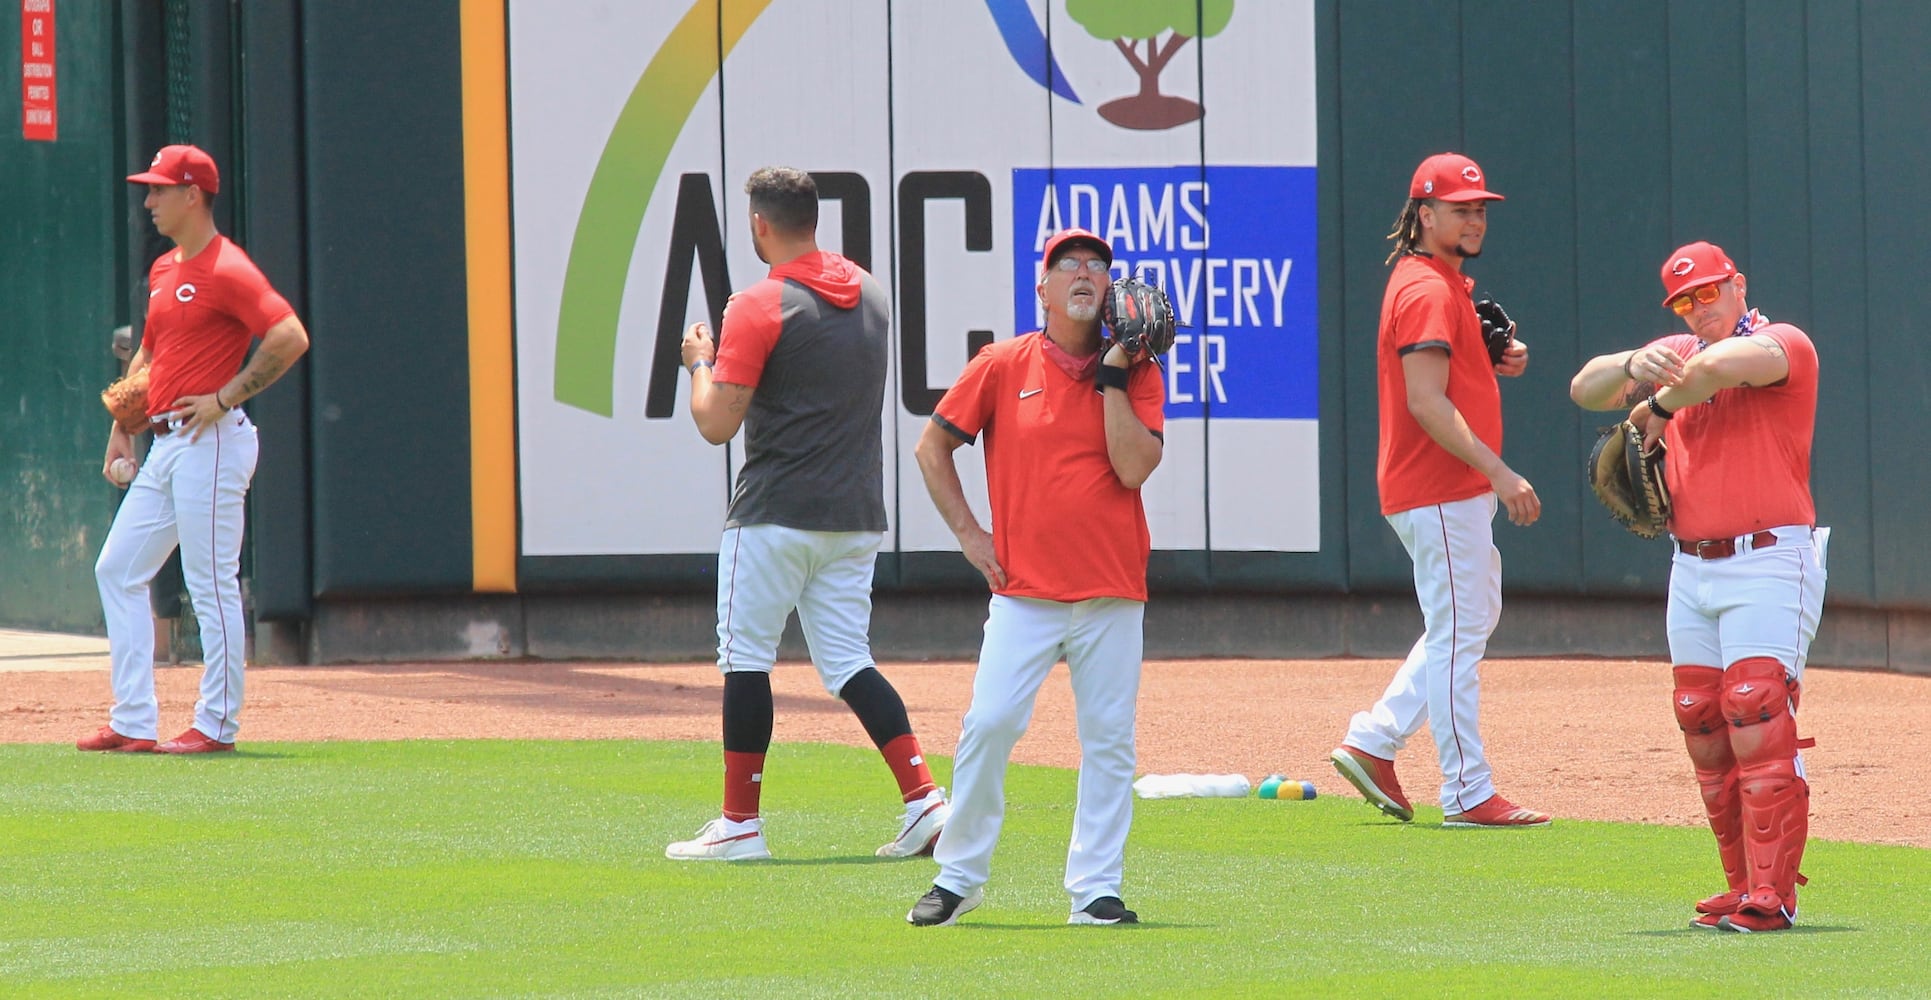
left=1494, top=338, right=1528, bottom=377
left=1490, top=468, right=1541, bottom=526
left=1627, top=344, right=1686, bottom=387
left=681, top=323, right=717, bottom=369
left=167, top=394, right=227, bottom=442
left=958, top=525, right=1006, bottom=591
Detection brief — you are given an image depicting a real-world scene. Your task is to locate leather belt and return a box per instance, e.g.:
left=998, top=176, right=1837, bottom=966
left=1677, top=530, right=1778, bottom=560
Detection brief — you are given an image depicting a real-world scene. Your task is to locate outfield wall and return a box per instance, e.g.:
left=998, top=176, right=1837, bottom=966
left=5, top=2, right=1931, bottom=670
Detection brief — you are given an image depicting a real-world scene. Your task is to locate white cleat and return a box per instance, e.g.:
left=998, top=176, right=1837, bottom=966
left=665, top=816, right=772, bottom=861
left=877, top=788, right=950, bottom=858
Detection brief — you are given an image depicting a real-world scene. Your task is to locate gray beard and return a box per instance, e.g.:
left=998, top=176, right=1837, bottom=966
left=1067, top=302, right=1099, bottom=322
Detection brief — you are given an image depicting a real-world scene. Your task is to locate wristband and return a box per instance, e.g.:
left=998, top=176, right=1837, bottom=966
left=688, top=359, right=714, bottom=375
left=1094, top=364, right=1129, bottom=393
left=215, top=390, right=232, bottom=412
left=1645, top=394, right=1674, bottom=420
left=1621, top=354, right=1637, bottom=380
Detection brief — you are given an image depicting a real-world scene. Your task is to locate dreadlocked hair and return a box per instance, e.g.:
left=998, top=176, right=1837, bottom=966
left=1384, top=198, right=1428, bottom=266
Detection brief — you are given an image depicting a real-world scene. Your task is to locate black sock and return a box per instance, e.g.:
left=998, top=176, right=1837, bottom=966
left=837, top=667, right=913, bottom=749
left=722, top=671, right=774, bottom=753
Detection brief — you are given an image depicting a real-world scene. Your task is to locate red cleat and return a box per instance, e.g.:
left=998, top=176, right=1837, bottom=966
left=1443, top=793, right=1551, bottom=828
left=1719, top=909, right=1793, bottom=933
left=1696, top=889, right=1747, bottom=916
left=1329, top=746, right=1414, bottom=821
left=154, top=728, right=236, bottom=754
left=1691, top=888, right=1746, bottom=929
left=76, top=725, right=157, bottom=753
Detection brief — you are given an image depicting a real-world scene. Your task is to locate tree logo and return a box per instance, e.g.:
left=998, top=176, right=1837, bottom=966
left=1067, top=0, right=1233, bottom=130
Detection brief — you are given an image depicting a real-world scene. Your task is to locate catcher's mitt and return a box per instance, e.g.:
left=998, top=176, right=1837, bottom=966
left=1102, top=277, right=1176, bottom=363
left=101, top=369, right=151, bottom=435
left=1473, top=297, right=1515, bottom=366
left=1587, top=420, right=1671, bottom=539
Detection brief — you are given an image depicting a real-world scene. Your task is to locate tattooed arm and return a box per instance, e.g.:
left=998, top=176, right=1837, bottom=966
left=1571, top=347, right=1666, bottom=411
left=1652, top=334, right=1790, bottom=412
left=680, top=321, right=755, bottom=445
left=218, top=315, right=310, bottom=409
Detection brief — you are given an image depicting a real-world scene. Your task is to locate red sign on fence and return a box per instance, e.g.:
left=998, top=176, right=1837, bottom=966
left=20, top=0, right=56, bottom=142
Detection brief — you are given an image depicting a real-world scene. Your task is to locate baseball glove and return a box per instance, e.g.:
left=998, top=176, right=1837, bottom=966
left=1587, top=421, right=1671, bottom=539
left=1102, top=277, right=1176, bottom=363
left=1473, top=297, right=1515, bottom=366
left=101, top=369, right=151, bottom=434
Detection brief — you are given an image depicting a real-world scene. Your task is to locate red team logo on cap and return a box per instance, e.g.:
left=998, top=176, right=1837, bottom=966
left=1461, top=165, right=1482, bottom=183
left=1672, top=257, right=1696, bottom=276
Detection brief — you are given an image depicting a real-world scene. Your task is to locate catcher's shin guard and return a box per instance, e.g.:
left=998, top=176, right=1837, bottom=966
left=1722, top=657, right=1811, bottom=921
left=1673, top=665, right=1744, bottom=901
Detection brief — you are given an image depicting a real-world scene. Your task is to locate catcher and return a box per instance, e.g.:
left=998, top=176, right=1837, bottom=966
left=905, top=229, right=1168, bottom=927
left=1569, top=240, right=1827, bottom=932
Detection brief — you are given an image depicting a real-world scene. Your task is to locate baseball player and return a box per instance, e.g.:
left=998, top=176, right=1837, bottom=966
left=1569, top=241, right=1825, bottom=932
left=905, top=228, right=1165, bottom=927
left=1328, top=154, right=1552, bottom=828
left=666, top=167, right=949, bottom=862
left=80, top=145, right=309, bottom=754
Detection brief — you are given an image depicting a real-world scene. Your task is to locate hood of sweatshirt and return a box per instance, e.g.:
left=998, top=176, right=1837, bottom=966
left=768, top=250, right=863, bottom=309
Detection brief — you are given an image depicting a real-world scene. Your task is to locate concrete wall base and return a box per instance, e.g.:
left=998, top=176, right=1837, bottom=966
left=280, top=592, right=1930, bottom=676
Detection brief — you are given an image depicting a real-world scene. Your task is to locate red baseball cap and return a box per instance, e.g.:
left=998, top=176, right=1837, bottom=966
left=1658, top=241, right=1737, bottom=306
left=1040, top=228, right=1113, bottom=270
left=1409, top=153, right=1503, bottom=203
left=126, top=144, right=220, bottom=194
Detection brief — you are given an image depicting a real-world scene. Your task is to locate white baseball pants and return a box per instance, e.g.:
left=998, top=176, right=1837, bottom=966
left=935, top=595, right=1144, bottom=912
left=714, top=524, right=883, bottom=695
left=1667, top=525, right=1829, bottom=681
left=95, top=410, right=258, bottom=742
left=1344, top=494, right=1501, bottom=812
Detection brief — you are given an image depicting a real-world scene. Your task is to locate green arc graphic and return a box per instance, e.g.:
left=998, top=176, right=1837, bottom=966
left=553, top=0, right=775, bottom=416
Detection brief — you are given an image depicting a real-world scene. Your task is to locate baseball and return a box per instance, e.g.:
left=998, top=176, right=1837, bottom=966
left=108, top=457, right=137, bottom=485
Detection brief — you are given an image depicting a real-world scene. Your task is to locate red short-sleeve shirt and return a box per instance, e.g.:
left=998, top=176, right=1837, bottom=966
left=1650, top=323, right=1819, bottom=539
left=934, top=332, right=1165, bottom=602
left=140, top=236, right=294, bottom=417
left=1375, top=253, right=1503, bottom=515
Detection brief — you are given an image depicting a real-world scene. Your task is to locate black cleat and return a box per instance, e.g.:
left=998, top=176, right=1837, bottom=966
left=906, top=884, right=982, bottom=927
left=1069, top=896, right=1139, bottom=925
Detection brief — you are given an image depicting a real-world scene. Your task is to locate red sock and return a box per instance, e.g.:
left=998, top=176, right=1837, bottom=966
left=881, top=734, right=937, bottom=803
left=723, top=751, right=765, bottom=821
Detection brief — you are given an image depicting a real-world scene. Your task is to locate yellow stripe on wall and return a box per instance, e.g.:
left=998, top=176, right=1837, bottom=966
left=460, top=0, right=518, bottom=593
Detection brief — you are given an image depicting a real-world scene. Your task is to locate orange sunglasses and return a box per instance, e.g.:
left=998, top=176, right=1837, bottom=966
left=1668, top=282, right=1725, bottom=316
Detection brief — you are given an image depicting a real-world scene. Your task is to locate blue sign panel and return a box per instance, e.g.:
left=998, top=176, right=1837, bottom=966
left=1012, top=166, right=1318, bottom=419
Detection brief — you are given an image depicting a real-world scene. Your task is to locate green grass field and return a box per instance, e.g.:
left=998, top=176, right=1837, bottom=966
left=2, top=740, right=1926, bottom=998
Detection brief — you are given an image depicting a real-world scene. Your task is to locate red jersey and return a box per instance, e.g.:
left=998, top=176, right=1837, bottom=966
left=140, top=235, right=294, bottom=417
left=1375, top=253, right=1502, bottom=515
left=933, top=332, right=1165, bottom=602
left=1649, top=321, right=1818, bottom=539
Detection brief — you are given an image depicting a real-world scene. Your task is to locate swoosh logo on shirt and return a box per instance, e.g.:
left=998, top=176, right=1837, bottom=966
left=1018, top=388, right=1044, bottom=399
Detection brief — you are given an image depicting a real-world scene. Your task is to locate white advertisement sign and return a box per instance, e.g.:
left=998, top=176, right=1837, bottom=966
left=509, top=0, right=1318, bottom=559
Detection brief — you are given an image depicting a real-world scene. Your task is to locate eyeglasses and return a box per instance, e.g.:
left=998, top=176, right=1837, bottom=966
left=1668, top=283, right=1725, bottom=316
left=1052, top=256, right=1110, bottom=274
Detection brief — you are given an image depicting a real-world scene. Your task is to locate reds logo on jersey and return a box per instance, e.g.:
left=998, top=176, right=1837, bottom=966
left=175, top=282, right=198, bottom=303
